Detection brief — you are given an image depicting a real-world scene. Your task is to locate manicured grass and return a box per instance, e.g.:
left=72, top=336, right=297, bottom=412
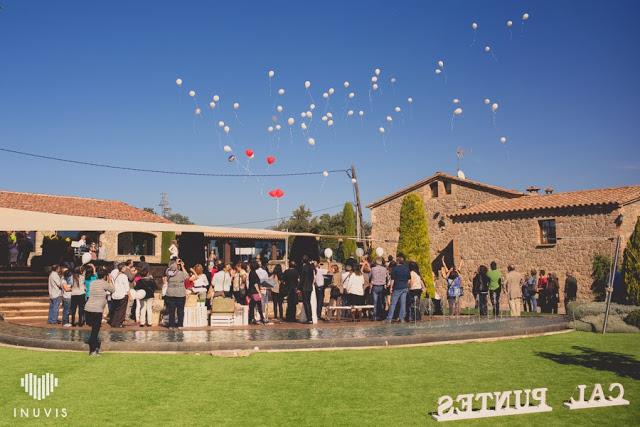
left=0, top=331, right=638, bottom=426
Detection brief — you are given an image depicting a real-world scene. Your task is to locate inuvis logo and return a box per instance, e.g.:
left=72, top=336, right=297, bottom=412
left=20, top=373, right=59, bottom=400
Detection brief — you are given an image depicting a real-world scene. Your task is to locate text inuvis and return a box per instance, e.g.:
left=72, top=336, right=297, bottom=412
left=432, top=383, right=629, bottom=422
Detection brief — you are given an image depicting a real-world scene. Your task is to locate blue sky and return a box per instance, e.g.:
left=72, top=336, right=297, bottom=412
left=1, top=0, right=639, bottom=226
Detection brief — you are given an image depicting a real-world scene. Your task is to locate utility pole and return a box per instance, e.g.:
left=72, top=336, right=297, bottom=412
left=350, top=164, right=368, bottom=251
left=602, top=236, right=621, bottom=334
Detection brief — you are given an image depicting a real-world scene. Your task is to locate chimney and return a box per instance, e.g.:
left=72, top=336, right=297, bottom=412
left=526, top=185, right=540, bottom=195
left=544, top=187, right=554, bottom=195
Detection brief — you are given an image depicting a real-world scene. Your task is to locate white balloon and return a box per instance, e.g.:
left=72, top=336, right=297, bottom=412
left=507, top=20, right=513, bottom=27
left=356, top=247, right=364, bottom=257
left=453, top=107, right=463, bottom=115
left=328, top=87, right=335, bottom=95
left=358, top=110, right=364, bottom=117
left=500, top=136, right=507, bottom=144
left=194, top=107, right=201, bottom=115
left=209, top=101, right=216, bottom=109
left=371, top=76, right=378, bottom=83
left=188, top=90, right=196, bottom=97
left=390, top=77, right=397, bottom=83
left=306, top=110, right=313, bottom=117
left=322, top=170, right=329, bottom=177
left=218, top=120, right=225, bottom=128
left=453, top=98, right=460, bottom=104
left=374, top=68, right=381, bottom=76
left=267, top=126, right=274, bottom=133
left=394, top=106, right=401, bottom=112
left=343, top=81, right=350, bottom=88
left=277, top=88, right=285, bottom=96
left=223, top=145, right=232, bottom=152
left=301, top=122, right=308, bottom=130
left=309, top=103, right=316, bottom=110
left=268, top=70, right=275, bottom=78
left=175, top=78, right=183, bottom=86
left=437, top=60, right=444, bottom=68
left=324, top=248, right=333, bottom=259
left=484, top=45, right=491, bottom=52
left=275, top=124, right=282, bottom=130
left=223, top=125, right=230, bottom=134
left=375, top=247, right=384, bottom=257
left=326, top=112, right=333, bottom=118
left=386, top=115, right=393, bottom=122
left=233, top=102, right=240, bottom=110
left=300, top=112, right=307, bottom=118
left=213, top=95, right=220, bottom=102
left=308, top=137, right=316, bottom=146
left=322, top=92, right=329, bottom=99
left=471, top=22, right=478, bottom=30
left=321, top=115, right=327, bottom=122
left=287, top=117, right=295, bottom=126
left=347, top=110, right=354, bottom=116
left=327, top=119, right=334, bottom=127
left=483, top=98, right=491, bottom=105
left=348, top=92, right=355, bottom=99
left=491, top=102, right=499, bottom=112
left=276, top=105, right=284, bottom=113
left=378, top=126, right=385, bottom=134
left=351, top=178, right=357, bottom=184
left=407, top=97, right=413, bottom=103
left=435, top=68, right=442, bottom=75
left=304, top=80, right=311, bottom=89
left=457, top=169, right=466, bottom=180
left=522, top=12, right=530, bottom=21
left=372, top=83, right=379, bottom=90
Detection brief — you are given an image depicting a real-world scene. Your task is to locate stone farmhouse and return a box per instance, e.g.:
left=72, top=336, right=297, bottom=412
left=368, top=172, right=640, bottom=307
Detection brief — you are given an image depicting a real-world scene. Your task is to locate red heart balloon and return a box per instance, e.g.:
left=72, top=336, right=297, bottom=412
left=266, top=155, right=276, bottom=165
left=245, top=149, right=254, bottom=158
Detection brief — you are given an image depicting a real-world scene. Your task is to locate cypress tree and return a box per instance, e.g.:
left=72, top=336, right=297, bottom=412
left=396, top=193, right=435, bottom=297
left=622, top=218, right=640, bottom=304
left=342, top=202, right=357, bottom=260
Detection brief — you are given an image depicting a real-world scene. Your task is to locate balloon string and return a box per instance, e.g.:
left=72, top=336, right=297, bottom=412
left=234, top=111, right=244, bottom=126
left=490, top=51, right=499, bottom=63
left=470, top=31, right=477, bottom=47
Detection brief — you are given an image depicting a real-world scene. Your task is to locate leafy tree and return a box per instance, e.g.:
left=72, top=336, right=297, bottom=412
left=591, top=254, right=612, bottom=301
left=166, top=212, right=193, bottom=225
left=273, top=205, right=315, bottom=232
left=396, top=194, right=435, bottom=297
left=622, top=218, right=640, bottom=305
left=341, top=202, right=357, bottom=260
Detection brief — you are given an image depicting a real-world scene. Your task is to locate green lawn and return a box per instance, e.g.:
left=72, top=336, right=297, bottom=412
left=0, top=331, right=638, bottom=426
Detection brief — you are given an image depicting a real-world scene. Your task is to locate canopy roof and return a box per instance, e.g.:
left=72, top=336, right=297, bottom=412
left=0, top=207, right=288, bottom=240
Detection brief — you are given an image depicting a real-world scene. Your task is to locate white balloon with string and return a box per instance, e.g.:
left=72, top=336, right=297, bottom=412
left=451, top=107, right=463, bottom=130
left=470, top=22, right=479, bottom=46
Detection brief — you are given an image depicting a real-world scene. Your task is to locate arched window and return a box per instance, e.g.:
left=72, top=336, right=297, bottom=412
left=118, top=232, right=155, bottom=256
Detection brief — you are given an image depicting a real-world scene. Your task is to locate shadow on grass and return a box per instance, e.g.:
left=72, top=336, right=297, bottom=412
left=536, top=346, right=640, bottom=380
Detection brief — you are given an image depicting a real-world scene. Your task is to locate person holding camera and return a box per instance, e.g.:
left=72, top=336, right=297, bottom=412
left=164, top=259, right=189, bottom=328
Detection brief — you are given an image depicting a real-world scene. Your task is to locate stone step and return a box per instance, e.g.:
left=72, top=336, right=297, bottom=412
left=0, top=289, right=50, bottom=297
left=0, top=282, right=48, bottom=289
left=3, top=310, right=51, bottom=318
left=0, top=277, right=48, bottom=284
left=0, top=296, right=50, bottom=303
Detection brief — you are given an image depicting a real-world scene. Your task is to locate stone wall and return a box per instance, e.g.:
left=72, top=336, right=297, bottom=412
left=370, top=178, right=518, bottom=264
left=101, top=231, right=163, bottom=264
left=453, top=205, right=622, bottom=310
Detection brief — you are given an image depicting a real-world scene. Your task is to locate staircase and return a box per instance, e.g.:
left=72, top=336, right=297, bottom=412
left=0, top=268, right=51, bottom=323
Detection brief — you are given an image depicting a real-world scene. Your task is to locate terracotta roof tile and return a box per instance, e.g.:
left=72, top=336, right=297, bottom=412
left=451, top=185, right=640, bottom=217
left=367, top=172, right=522, bottom=208
left=0, top=191, right=171, bottom=223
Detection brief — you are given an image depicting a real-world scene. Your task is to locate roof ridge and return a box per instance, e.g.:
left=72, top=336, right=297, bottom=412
left=366, top=172, right=522, bottom=208
left=0, top=189, right=120, bottom=203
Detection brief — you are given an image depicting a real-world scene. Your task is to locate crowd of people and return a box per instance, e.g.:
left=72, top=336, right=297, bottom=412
left=44, top=241, right=580, bottom=355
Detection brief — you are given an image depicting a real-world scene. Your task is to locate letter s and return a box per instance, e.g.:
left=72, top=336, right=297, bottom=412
left=437, top=395, right=454, bottom=417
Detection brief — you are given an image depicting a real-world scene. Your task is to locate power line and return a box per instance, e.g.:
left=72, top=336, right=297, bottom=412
left=215, top=203, right=345, bottom=227
left=0, top=147, right=349, bottom=178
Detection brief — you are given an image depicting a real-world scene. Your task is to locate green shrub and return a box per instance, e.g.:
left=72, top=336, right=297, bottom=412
left=161, top=231, right=176, bottom=264
left=624, top=310, right=640, bottom=328
left=396, top=193, right=435, bottom=297
left=341, top=202, right=357, bottom=260
left=622, top=218, right=640, bottom=304
left=591, top=254, right=611, bottom=301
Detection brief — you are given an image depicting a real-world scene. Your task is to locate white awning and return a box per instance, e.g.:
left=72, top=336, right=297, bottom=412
left=0, top=207, right=288, bottom=240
